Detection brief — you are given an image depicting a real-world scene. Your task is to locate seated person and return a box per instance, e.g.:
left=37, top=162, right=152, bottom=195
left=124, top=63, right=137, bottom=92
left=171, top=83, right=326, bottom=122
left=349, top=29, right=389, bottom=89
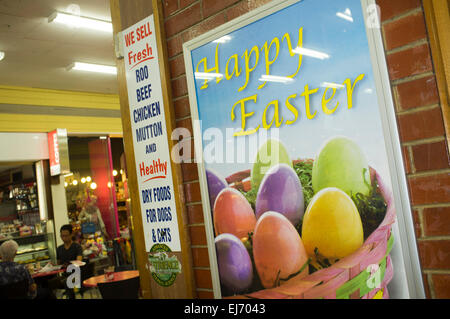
left=0, top=240, right=37, bottom=299
left=57, top=224, right=83, bottom=266
left=48, top=224, right=83, bottom=299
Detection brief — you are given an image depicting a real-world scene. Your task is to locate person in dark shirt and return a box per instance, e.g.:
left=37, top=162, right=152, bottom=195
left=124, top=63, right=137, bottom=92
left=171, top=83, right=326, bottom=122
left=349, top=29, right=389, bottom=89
left=0, top=240, right=36, bottom=298
left=57, top=224, right=83, bottom=266
left=48, top=224, right=83, bottom=298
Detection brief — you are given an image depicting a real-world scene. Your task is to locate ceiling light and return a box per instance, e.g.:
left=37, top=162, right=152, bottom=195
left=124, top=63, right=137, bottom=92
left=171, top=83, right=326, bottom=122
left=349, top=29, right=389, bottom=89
left=258, top=74, right=294, bottom=84
left=321, top=82, right=345, bottom=89
left=293, top=47, right=330, bottom=60
left=194, top=72, right=224, bottom=80
left=90, top=182, right=97, bottom=190
left=81, top=177, right=86, bottom=183
left=336, top=9, right=353, bottom=22
left=72, top=180, right=78, bottom=186
left=336, top=12, right=353, bottom=22
left=68, top=62, right=117, bottom=74
left=213, top=35, right=232, bottom=43
left=113, top=170, right=118, bottom=176
left=48, top=11, right=112, bottom=33
left=86, top=176, right=92, bottom=182
left=0, top=52, right=5, bottom=61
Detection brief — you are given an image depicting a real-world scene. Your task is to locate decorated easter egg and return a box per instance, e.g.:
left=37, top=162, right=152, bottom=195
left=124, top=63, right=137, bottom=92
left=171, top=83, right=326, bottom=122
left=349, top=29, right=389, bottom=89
left=255, top=164, right=304, bottom=226
left=253, top=211, right=309, bottom=289
left=206, top=168, right=228, bottom=211
left=312, top=136, right=371, bottom=196
left=214, top=188, right=256, bottom=238
left=215, top=233, right=253, bottom=294
left=302, top=187, right=364, bottom=260
left=251, top=139, right=292, bottom=192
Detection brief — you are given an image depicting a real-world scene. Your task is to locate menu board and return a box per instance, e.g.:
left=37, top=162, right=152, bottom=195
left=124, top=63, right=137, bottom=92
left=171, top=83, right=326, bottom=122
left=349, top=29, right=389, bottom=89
left=184, top=0, right=423, bottom=299
left=121, top=15, right=181, bottom=252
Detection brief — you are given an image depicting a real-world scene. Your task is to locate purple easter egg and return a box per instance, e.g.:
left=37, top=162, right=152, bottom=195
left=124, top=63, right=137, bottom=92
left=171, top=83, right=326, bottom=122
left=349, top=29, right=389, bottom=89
left=255, top=163, right=304, bottom=226
left=215, top=233, right=253, bottom=294
left=206, top=169, right=228, bottom=210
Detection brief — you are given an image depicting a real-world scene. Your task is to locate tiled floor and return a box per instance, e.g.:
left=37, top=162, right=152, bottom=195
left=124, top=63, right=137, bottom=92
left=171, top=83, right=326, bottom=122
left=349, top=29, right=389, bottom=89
left=55, top=288, right=102, bottom=299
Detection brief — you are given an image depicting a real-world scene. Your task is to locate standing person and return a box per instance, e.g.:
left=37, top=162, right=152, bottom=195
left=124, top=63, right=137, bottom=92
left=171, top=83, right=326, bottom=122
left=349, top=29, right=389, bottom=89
left=0, top=240, right=37, bottom=299
left=79, top=195, right=108, bottom=239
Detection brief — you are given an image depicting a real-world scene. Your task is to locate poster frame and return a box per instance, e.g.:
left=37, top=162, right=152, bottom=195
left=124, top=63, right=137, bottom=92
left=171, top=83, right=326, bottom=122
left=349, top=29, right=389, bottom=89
left=183, top=0, right=425, bottom=299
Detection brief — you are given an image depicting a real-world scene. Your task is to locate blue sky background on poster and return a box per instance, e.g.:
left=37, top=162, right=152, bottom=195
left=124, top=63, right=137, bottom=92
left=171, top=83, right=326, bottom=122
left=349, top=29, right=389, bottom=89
left=190, top=0, right=391, bottom=186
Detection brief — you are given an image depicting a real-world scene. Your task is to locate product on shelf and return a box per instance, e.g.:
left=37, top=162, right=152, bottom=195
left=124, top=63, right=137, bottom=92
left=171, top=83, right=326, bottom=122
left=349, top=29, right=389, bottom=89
left=36, top=255, right=50, bottom=261
left=19, top=225, right=32, bottom=236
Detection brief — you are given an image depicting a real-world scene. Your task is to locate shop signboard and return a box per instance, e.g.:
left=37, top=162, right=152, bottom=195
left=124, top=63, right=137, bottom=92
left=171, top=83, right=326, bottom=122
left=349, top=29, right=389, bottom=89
left=47, top=128, right=69, bottom=176
left=183, top=0, right=424, bottom=298
left=121, top=15, right=181, bottom=254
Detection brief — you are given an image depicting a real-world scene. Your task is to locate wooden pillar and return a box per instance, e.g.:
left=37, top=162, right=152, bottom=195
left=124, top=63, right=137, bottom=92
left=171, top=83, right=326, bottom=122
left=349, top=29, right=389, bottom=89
left=110, top=0, right=195, bottom=299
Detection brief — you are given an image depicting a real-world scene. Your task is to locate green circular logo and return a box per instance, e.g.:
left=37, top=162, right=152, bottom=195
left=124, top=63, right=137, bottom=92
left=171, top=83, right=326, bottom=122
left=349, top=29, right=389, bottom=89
left=148, top=244, right=181, bottom=287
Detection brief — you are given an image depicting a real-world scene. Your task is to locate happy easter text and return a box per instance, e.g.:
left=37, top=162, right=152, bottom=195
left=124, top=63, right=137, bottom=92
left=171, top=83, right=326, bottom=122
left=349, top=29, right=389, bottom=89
left=195, top=27, right=365, bottom=137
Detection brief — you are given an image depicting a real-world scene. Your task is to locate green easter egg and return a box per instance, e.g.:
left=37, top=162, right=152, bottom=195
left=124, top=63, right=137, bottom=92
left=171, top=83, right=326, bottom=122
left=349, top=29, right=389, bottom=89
left=312, top=136, right=371, bottom=196
left=251, top=139, right=292, bottom=191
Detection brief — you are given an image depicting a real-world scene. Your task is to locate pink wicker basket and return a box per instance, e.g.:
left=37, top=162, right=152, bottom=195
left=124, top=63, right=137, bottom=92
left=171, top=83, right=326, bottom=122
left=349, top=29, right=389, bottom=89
left=224, top=160, right=395, bottom=299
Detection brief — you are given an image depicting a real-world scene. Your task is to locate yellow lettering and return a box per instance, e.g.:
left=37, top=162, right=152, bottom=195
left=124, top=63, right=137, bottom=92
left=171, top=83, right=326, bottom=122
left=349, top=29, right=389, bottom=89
left=282, top=27, right=303, bottom=79
left=263, top=100, right=283, bottom=130
left=239, top=46, right=259, bottom=92
left=322, top=87, right=339, bottom=115
left=301, top=84, right=319, bottom=120
left=231, top=94, right=260, bottom=136
left=195, top=43, right=222, bottom=90
left=343, top=73, right=365, bottom=109
left=258, top=37, right=280, bottom=90
left=225, top=54, right=241, bottom=80
left=285, top=94, right=299, bottom=125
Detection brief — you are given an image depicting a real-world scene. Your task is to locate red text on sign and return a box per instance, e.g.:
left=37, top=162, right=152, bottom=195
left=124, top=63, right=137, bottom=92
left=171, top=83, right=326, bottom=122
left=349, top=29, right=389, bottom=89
left=128, top=42, right=154, bottom=69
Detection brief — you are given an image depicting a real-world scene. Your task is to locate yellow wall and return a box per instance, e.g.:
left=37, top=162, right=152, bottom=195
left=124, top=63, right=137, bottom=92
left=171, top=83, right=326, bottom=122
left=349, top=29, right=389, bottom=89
left=0, top=86, right=123, bottom=134
left=0, top=113, right=123, bottom=134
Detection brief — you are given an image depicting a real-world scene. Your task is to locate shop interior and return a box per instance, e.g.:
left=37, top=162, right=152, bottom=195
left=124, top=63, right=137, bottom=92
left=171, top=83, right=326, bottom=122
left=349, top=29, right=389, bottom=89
left=0, top=162, right=56, bottom=272
left=63, top=136, right=135, bottom=274
left=0, top=0, right=139, bottom=299
left=0, top=136, right=135, bottom=279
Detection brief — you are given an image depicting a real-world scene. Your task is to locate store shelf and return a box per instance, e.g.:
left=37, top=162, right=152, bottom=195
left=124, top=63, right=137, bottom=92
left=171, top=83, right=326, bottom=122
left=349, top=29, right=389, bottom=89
left=0, top=231, right=19, bottom=238
left=0, top=232, right=47, bottom=243
left=90, top=255, right=109, bottom=263
left=18, top=258, right=51, bottom=265
left=0, top=233, right=48, bottom=248
left=17, top=208, right=39, bottom=215
left=16, top=248, right=48, bottom=256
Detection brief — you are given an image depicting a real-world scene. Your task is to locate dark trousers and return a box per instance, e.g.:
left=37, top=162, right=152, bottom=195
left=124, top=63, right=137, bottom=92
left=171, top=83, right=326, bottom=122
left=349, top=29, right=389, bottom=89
left=47, top=275, right=75, bottom=299
left=34, top=287, right=56, bottom=299
left=32, top=277, right=57, bottom=299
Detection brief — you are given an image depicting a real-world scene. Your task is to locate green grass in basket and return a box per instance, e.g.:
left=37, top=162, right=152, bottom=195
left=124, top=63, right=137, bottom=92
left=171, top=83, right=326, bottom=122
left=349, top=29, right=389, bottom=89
left=351, top=179, right=387, bottom=240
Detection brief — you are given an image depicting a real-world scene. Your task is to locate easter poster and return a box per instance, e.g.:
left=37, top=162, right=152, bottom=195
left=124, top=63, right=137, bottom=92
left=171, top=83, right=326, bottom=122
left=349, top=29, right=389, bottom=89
left=184, top=0, right=419, bottom=299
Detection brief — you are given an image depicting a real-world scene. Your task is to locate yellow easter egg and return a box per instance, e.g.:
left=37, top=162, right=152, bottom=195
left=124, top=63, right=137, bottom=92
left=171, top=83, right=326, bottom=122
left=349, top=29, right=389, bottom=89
left=302, top=187, right=364, bottom=260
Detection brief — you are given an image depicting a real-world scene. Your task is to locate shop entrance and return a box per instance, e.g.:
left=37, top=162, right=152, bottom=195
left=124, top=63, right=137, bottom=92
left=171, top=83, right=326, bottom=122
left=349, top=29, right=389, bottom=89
left=64, top=136, right=135, bottom=275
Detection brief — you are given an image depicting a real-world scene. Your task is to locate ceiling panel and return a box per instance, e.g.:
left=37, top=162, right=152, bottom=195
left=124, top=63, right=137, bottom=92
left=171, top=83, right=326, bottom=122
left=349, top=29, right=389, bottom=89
left=0, top=0, right=117, bottom=94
